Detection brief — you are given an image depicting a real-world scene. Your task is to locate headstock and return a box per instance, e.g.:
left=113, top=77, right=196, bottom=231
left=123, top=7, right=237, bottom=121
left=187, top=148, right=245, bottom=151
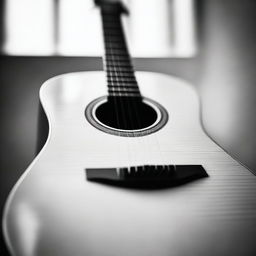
left=94, top=0, right=128, bottom=14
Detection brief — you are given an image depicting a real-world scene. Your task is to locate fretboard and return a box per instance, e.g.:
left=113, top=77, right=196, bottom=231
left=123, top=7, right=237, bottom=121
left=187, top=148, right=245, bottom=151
left=99, top=3, right=141, bottom=99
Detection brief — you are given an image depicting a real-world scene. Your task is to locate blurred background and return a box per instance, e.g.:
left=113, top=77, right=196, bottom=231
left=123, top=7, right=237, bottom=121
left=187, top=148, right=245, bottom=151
left=1, top=0, right=256, bottom=255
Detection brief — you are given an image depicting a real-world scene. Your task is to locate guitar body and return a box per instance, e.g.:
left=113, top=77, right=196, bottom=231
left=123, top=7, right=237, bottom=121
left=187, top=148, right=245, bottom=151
left=3, top=71, right=256, bottom=256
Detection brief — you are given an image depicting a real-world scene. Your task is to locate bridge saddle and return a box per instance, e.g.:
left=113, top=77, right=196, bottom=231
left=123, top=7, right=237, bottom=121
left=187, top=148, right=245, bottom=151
left=86, top=165, right=208, bottom=188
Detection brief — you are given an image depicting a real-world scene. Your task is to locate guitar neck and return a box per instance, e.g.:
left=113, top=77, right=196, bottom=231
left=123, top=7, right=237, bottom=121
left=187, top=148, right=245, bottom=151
left=98, top=2, right=141, bottom=99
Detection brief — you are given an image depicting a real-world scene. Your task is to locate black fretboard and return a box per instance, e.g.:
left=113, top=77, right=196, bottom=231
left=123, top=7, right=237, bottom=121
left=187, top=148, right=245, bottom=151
left=99, top=2, right=141, bottom=100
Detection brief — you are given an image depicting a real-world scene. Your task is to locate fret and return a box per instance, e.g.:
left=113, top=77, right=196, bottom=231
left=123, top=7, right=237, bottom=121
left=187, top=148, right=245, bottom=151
left=106, top=66, right=133, bottom=72
left=105, top=57, right=131, bottom=63
left=105, top=55, right=130, bottom=62
left=107, top=70, right=134, bottom=77
left=105, top=42, right=126, bottom=48
left=106, top=62, right=132, bottom=67
left=107, top=74, right=136, bottom=81
left=107, top=79, right=137, bottom=84
left=106, top=64, right=133, bottom=70
left=105, top=47, right=128, bottom=53
left=105, top=48, right=128, bottom=53
left=105, top=61, right=132, bottom=68
left=105, top=55, right=130, bottom=61
left=104, top=42, right=127, bottom=48
left=105, top=59, right=131, bottom=65
left=107, top=72, right=135, bottom=76
left=107, top=76, right=136, bottom=83
left=106, top=73, right=134, bottom=79
left=108, top=85, right=138, bottom=89
left=107, top=73, right=136, bottom=81
left=104, top=40, right=123, bottom=46
left=105, top=45, right=128, bottom=51
left=105, top=56, right=131, bottom=63
left=103, top=31, right=123, bottom=37
left=105, top=51, right=130, bottom=57
left=108, top=81, right=138, bottom=86
left=108, top=84, right=138, bottom=89
left=105, top=35, right=125, bottom=43
left=107, top=72, right=136, bottom=77
left=103, top=28, right=124, bottom=36
left=106, top=69, right=134, bottom=74
left=108, top=92, right=141, bottom=97
left=107, top=71, right=135, bottom=76
left=104, top=38, right=125, bottom=43
left=108, top=87, right=140, bottom=92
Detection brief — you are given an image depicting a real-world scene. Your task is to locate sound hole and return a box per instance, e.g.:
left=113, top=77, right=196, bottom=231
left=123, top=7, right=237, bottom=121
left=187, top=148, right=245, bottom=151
left=85, top=96, right=168, bottom=137
left=95, top=98, right=157, bottom=130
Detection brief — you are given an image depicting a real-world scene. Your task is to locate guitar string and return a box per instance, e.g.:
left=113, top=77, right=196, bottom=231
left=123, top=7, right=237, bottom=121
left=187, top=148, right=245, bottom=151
left=104, top=13, right=134, bottom=165
left=109, top=41, right=142, bottom=166
left=105, top=9, right=164, bottom=167
left=105, top=15, right=129, bottom=129
left=102, top=10, right=123, bottom=165
left=106, top=12, right=147, bottom=166
left=112, top=15, right=144, bottom=166
left=115, top=13, right=152, bottom=166
left=114, top=11, right=165, bottom=166
left=102, top=5, right=166, bottom=168
left=113, top=14, right=141, bottom=130
left=102, top=11, right=120, bottom=128
left=115, top=14, right=161, bottom=167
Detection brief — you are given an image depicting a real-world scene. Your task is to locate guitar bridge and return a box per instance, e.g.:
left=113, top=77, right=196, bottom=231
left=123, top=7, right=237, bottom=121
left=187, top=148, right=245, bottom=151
left=86, top=165, right=208, bottom=188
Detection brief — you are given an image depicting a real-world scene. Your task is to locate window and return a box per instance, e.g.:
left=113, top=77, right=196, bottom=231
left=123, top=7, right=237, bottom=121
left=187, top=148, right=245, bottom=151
left=3, top=0, right=196, bottom=57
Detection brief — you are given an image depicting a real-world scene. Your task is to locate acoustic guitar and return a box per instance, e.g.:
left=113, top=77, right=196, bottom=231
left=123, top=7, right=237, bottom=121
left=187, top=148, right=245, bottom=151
left=3, top=1, right=256, bottom=255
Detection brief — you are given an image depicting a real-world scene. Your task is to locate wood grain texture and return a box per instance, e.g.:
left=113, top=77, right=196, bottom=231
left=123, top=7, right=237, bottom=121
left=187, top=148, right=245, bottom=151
left=3, top=72, right=256, bottom=256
